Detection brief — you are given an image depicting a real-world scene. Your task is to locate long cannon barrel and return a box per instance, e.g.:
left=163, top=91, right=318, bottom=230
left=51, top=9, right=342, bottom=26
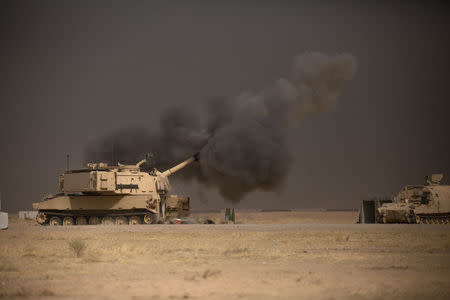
left=161, top=153, right=199, bottom=177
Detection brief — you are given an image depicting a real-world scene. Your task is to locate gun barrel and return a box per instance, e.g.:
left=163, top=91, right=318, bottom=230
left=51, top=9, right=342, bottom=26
left=161, top=153, right=198, bottom=177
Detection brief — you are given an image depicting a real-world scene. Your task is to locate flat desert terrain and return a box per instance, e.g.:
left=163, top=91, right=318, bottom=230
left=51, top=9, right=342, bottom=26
left=1, top=211, right=449, bottom=299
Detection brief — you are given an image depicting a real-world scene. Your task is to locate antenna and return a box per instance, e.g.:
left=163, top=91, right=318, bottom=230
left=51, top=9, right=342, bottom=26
left=66, top=154, right=70, bottom=171
left=144, top=152, right=154, bottom=167
left=111, top=140, right=114, bottom=165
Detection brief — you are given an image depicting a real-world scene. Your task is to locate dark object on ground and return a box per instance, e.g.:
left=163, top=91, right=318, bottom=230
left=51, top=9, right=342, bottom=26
left=225, top=208, right=236, bottom=224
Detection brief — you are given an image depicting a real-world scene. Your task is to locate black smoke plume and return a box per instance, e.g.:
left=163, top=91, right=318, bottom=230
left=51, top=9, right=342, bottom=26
left=84, top=52, right=357, bottom=203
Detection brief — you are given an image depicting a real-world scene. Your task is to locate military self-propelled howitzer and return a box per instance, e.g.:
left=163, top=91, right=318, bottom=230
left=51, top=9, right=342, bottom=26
left=359, top=174, right=450, bottom=224
left=377, top=174, right=450, bottom=224
left=33, top=154, right=198, bottom=226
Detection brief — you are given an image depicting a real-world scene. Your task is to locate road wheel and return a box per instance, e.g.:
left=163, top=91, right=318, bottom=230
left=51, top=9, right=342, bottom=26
left=129, top=216, right=141, bottom=225
left=36, top=212, right=47, bottom=225
left=101, top=216, right=114, bottom=225
left=115, top=216, right=128, bottom=225
left=89, top=216, right=100, bottom=225
left=143, top=213, right=155, bottom=224
left=382, top=215, right=387, bottom=224
left=415, top=216, right=422, bottom=224
left=63, top=217, right=74, bottom=226
left=75, top=217, right=87, bottom=225
left=49, top=216, right=62, bottom=226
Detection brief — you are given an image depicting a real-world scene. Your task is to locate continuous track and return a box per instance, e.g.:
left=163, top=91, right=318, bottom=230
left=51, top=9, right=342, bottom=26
left=36, top=210, right=157, bottom=225
left=415, top=214, right=450, bottom=224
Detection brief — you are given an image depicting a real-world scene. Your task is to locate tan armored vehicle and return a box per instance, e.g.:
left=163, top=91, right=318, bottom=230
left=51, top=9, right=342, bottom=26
left=377, top=174, right=450, bottom=224
left=32, top=154, right=198, bottom=225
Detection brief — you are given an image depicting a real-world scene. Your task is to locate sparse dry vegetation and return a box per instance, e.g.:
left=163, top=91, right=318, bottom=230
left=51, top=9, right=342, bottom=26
left=0, top=211, right=449, bottom=299
left=68, top=238, right=86, bottom=257
left=40, top=289, right=55, bottom=296
left=202, top=269, right=221, bottom=279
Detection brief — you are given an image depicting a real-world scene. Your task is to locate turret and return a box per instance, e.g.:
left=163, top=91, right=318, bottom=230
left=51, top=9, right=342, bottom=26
left=58, top=154, right=199, bottom=195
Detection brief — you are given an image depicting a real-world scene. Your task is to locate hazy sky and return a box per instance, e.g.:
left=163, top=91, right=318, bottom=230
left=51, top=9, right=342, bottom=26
left=1, top=1, right=449, bottom=212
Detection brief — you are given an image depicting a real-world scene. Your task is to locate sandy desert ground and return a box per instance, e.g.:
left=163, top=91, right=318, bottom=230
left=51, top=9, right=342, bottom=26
left=1, top=211, right=449, bottom=299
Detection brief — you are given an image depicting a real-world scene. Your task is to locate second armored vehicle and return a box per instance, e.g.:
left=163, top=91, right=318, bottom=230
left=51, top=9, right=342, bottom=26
left=32, top=154, right=198, bottom=225
left=377, top=174, right=450, bottom=224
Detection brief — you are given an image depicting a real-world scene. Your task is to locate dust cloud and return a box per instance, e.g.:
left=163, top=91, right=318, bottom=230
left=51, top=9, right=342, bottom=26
left=85, top=52, right=357, bottom=203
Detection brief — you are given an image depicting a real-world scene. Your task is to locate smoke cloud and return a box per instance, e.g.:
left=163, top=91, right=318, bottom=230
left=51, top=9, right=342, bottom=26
left=84, top=52, right=357, bottom=203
